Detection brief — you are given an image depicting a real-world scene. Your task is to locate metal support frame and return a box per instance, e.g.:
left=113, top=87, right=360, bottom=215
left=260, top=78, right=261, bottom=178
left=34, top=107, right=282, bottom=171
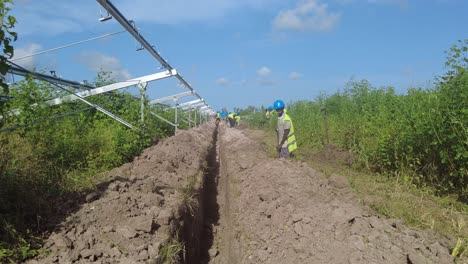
left=149, top=91, right=193, bottom=105
left=178, top=99, right=203, bottom=108
left=96, top=0, right=215, bottom=113
left=139, top=82, right=147, bottom=133
left=150, top=111, right=176, bottom=127
left=6, top=63, right=134, bottom=129
left=148, top=91, right=198, bottom=133
left=6, top=67, right=180, bottom=130
left=181, top=103, right=205, bottom=111
left=47, top=70, right=176, bottom=106
left=7, top=0, right=216, bottom=131
left=174, top=99, right=178, bottom=133
left=8, top=64, right=94, bottom=90
left=188, top=109, right=191, bottom=128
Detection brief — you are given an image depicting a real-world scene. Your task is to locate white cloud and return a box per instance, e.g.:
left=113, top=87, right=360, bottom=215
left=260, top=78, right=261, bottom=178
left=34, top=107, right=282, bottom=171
left=273, top=0, right=341, bottom=32
left=289, top=72, right=303, bottom=79
left=257, top=66, right=271, bottom=76
left=258, top=79, right=276, bottom=86
left=11, top=43, right=42, bottom=68
left=257, top=67, right=274, bottom=85
left=76, top=51, right=132, bottom=81
left=216, top=77, right=229, bottom=86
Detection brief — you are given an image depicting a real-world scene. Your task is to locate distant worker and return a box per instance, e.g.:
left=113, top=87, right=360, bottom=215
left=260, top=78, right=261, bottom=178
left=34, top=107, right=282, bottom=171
left=224, top=112, right=229, bottom=126
left=228, top=112, right=235, bottom=127
left=274, top=100, right=297, bottom=158
left=235, top=111, right=240, bottom=126
left=265, top=106, right=274, bottom=119
left=216, top=112, right=221, bottom=125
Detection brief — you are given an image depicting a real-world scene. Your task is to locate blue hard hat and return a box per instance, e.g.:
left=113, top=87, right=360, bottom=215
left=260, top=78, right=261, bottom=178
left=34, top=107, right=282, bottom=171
left=273, top=100, right=285, bottom=110
left=236, top=111, right=240, bottom=115
left=267, top=106, right=274, bottom=111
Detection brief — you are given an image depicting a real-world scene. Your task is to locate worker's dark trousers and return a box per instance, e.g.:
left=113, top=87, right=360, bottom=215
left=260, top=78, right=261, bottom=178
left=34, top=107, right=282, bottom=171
left=229, top=118, right=235, bottom=127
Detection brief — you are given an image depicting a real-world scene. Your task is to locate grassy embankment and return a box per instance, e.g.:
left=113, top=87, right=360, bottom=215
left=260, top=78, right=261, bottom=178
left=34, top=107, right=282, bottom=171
left=243, top=40, right=468, bottom=261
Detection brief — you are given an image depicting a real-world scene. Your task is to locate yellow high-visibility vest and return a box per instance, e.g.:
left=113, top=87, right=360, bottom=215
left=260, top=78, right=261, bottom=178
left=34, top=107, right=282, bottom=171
left=282, top=113, right=297, bottom=153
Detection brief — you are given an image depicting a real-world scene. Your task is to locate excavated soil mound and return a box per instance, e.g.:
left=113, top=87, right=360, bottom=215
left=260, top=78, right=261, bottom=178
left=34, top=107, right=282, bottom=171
left=27, top=124, right=456, bottom=264
left=209, top=127, right=454, bottom=264
left=28, top=124, right=216, bottom=264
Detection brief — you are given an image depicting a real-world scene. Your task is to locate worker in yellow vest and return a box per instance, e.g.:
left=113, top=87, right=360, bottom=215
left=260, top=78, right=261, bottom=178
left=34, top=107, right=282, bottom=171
left=227, top=112, right=235, bottom=127
left=265, top=106, right=273, bottom=119
left=216, top=112, right=221, bottom=125
left=234, top=112, right=241, bottom=126
left=273, top=99, right=297, bottom=158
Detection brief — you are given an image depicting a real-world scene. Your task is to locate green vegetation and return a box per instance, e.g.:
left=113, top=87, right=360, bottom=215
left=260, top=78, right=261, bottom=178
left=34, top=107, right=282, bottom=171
left=0, top=0, right=16, bottom=94
left=0, top=2, right=206, bottom=261
left=0, top=71, right=197, bottom=262
left=159, top=237, right=184, bottom=264
left=177, top=172, right=203, bottom=216
left=244, top=40, right=468, bottom=262
left=246, top=40, right=468, bottom=202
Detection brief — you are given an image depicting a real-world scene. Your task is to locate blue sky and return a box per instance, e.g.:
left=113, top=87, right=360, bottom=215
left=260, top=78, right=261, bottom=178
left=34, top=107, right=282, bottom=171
left=9, top=0, right=468, bottom=112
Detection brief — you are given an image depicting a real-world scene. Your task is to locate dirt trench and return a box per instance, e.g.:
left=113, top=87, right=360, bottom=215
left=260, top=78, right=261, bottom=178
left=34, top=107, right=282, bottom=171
left=27, top=123, right=456, bottom=264
left=27, top=124, right=219, bottom=264
left=205, top=126, right=455, bottom=264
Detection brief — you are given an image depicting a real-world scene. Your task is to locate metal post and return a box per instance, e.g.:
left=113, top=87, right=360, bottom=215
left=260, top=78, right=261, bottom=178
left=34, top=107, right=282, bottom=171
left=139, top=82, right=147, bottom=134
left=194, top=110, right=197, bottom=127
left=188, top=107, right=192, bottom=129
left=174, top=99, right=178, bottom=134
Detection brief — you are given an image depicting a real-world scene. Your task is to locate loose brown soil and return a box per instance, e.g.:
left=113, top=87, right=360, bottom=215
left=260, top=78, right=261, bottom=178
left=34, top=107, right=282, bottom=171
left=27, top=123, right=455, bottom=264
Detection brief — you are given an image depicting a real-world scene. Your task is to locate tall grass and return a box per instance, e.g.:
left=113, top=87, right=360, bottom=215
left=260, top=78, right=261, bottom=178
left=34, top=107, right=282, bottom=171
left=245, top=40, right=467, bottom=201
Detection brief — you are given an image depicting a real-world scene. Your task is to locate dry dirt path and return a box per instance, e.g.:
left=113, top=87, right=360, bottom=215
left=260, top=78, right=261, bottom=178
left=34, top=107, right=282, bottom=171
left=208, top=125, right=454, bottom=264
left=27, top=123, right=455, bottom=264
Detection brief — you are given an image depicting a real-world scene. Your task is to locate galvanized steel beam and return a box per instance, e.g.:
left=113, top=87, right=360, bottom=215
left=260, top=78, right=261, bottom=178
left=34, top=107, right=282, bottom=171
left=47, top=70, right=176, bottom=106
left=149, top=91, right=193, bottom=105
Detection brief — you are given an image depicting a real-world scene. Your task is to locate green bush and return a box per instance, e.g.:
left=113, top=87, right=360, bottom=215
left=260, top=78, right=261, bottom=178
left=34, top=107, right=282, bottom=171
left=0, top=70, right=195, bottom=262
left=244, top=40, right=467, bottom=201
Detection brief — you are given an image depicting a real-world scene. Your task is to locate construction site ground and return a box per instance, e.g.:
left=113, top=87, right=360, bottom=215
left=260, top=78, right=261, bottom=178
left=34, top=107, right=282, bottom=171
left=28, top=123, right=457, bottom=264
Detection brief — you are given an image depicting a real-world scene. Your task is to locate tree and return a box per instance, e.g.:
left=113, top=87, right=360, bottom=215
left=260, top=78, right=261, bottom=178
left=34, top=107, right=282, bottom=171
left=0, top=0, right=17, bottom=94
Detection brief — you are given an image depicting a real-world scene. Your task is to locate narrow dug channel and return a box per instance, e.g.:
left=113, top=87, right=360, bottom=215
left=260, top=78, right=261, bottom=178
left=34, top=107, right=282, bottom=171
left=203, top=127, right=455, bottom=264
left=180, top=124, right=221, bottom=263
left=26, top=124, right=456, bottom=264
